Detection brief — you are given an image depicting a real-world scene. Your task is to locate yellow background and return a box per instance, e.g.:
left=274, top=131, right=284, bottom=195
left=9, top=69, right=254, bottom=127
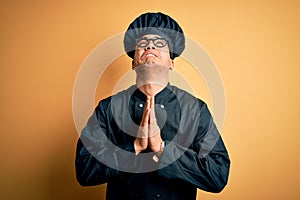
left=1, top=0, right=300, bottom=200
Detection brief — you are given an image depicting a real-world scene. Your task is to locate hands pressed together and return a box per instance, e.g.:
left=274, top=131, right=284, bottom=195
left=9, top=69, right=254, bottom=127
left=134, top=96, right=164, bottom=155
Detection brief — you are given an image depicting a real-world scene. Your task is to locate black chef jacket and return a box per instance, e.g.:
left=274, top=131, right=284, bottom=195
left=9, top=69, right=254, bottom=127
left=75, top=84, right=230, bottom=200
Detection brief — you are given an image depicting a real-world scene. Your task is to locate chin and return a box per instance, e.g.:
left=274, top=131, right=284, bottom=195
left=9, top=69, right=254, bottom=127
left=144, top=61, right=156, bottom=65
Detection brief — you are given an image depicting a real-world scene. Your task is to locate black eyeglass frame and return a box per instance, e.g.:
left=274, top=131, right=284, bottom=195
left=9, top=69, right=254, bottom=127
left=135, top=37, right=169, bottom=48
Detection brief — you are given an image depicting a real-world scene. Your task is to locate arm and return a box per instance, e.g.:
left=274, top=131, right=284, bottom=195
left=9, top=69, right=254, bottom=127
left=75, top=137, right=116, bottom=186
left=75, top=101, right=136, bottom=186
left=157, top=102, right=230, bottom=193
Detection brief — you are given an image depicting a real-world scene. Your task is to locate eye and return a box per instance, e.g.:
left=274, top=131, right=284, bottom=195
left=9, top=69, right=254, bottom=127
left=154, top=40, right=164, bottom=47
left=136, top=39, right=149, bottom=47
left=154, top=39, right=167, bottom=47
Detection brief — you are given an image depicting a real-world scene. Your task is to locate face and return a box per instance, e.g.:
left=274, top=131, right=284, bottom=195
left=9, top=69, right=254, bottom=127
left=132, top=34, right=174, bottom=69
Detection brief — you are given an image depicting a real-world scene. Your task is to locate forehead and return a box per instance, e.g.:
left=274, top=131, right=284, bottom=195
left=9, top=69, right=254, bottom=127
left=140, top=34, right=162, bottom=39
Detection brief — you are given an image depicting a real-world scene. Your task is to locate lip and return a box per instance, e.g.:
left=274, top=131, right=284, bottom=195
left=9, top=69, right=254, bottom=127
left=141, top=51, right=158, bottom=59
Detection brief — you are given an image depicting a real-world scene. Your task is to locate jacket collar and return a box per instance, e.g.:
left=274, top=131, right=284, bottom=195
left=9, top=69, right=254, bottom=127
left=131, top=83, right=173, bottom=103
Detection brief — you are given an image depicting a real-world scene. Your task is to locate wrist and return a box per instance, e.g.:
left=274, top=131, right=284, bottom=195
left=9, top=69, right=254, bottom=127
left=152, top=140, right=165, bottom=162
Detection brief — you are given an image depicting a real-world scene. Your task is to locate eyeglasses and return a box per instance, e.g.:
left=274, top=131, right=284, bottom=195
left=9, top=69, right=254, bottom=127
left=136, top=38, right=168, bottom=48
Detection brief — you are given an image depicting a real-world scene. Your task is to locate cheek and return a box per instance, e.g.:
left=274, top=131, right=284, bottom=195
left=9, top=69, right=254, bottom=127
left=134, top=49, right=143, bottom=57
left=162, top=54, right=172, bottom=64
left=132, top=51, right=142, bottom=66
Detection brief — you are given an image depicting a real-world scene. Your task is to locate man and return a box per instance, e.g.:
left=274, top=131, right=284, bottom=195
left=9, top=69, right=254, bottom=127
left=75, top=12, right=230, bottom=200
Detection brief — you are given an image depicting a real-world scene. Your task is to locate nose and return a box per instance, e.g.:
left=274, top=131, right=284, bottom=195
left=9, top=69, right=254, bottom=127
left=145, top=40, right=156, bottom=50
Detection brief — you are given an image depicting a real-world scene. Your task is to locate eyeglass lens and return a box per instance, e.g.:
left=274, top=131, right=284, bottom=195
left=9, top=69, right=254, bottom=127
left=136, top=38, right=167, bottom=48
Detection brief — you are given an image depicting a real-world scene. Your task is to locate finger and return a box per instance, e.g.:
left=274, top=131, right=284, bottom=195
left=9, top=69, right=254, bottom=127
left=141, top=108, right=150, bottom=127
left=148, top=120, right=160, bottom=137
left=137, top=126, right=148, bottom=138
left=150, top=96, right=155, bottom=109
left=149, top=97, right=160, bottom=137
left=140, top=96, right=151, bottom=127
left=146, top=96, right=151, bottom=109
left=149, top=97, right=157, bottom=124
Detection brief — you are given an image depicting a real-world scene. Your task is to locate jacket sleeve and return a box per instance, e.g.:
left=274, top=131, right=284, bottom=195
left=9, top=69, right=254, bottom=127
left=75, top=101, right=136, bottom=186
left=157, top=101, right=230, bottom=193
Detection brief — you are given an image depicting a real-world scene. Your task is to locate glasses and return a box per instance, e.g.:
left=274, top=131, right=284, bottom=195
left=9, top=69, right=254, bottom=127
left=136, top=38, right=168, bottom=48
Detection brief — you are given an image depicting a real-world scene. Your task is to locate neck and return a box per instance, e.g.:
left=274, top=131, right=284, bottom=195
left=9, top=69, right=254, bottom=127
left=134, top=64, right=170, bottom=96
left=138, top=83, right=167, bottom=97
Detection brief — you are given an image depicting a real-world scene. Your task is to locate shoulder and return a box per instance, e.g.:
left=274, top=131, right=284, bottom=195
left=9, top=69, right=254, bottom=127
left=96, top=85, right=136, bottom=110
left=169, top=85, right=206, bottom=107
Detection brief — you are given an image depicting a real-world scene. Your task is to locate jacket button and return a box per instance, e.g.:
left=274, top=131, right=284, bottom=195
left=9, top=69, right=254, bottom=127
left=160, top=104, right=165, bottom=109
left=155, top=193, right=161, bottom=199
left=138, top=103, right=143, bottom=108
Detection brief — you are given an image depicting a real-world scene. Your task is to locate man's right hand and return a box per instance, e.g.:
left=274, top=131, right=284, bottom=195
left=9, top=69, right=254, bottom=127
left=134, top=96, right=163, bottom=155
left=134, top=96, right=150, bottom=154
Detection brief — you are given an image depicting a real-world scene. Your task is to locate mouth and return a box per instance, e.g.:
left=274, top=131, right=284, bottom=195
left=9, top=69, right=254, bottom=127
left=142, top=52, right=158, bottom=59
left=145, top=53, right=156, bottom=57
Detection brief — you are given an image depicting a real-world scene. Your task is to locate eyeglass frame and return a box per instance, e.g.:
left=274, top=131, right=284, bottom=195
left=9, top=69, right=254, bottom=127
left=135, top=37, right=169, bottom=48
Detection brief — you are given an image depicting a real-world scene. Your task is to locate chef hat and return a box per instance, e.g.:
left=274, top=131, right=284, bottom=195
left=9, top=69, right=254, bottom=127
left=123, top=12, right=185, bottom=60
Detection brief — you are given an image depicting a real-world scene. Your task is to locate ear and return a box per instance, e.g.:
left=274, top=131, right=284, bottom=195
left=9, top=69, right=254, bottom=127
left=169, top=59, right=174, bottom=70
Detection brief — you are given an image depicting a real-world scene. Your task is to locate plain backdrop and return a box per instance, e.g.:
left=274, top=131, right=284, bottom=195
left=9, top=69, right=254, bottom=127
left=1, top=0, right=299, bottom=200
